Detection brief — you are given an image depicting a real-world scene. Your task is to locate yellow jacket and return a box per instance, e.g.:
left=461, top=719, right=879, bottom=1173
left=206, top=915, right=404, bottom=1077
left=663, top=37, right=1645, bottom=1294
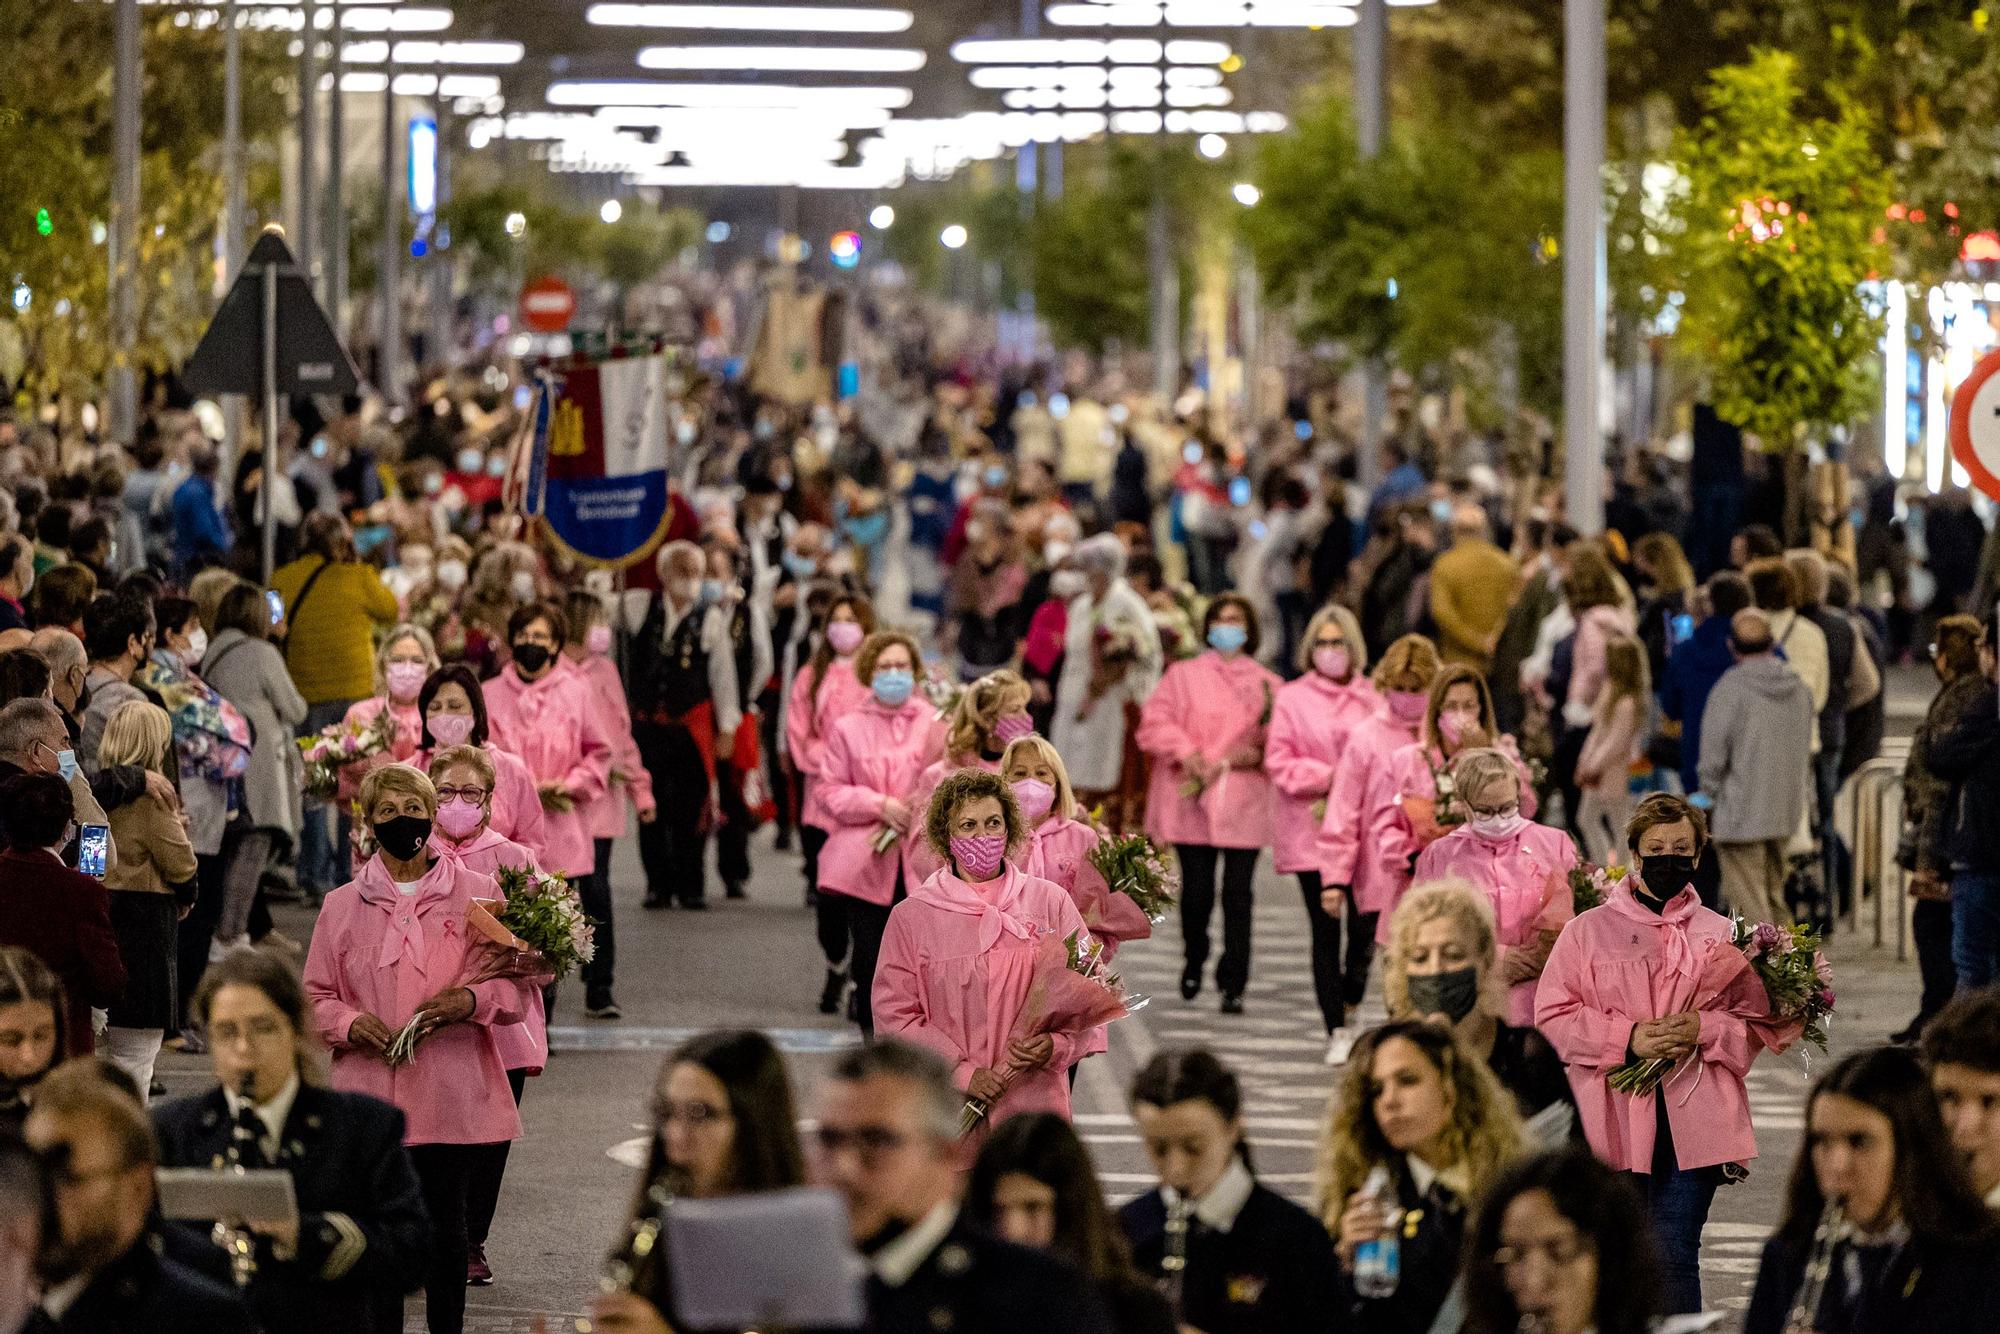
left=270, top=556, right=399, bottom=704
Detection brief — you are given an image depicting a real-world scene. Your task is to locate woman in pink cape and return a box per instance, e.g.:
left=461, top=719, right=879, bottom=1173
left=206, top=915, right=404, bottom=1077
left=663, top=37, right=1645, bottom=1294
left=1368, top=664, right=1537, bottom=928
left=1001, top=733, right=1147, bottom=959
left=480, top=601, right=615, bottom=1016
left=337, top=623, right=437, bottom=776
left=783, top=592, right=875, bottom=1014
left=1314, top=632, right=1441, bottom=1060
left=303, top=763, right=531, bottom=1334
left=411, top=664, right=546, bottom=859
left=1135, top=594, right=1282, bottom=1015
left=816, top=631, right=946, bottom=1036
left=873, top=769, right=1094, bottom=1144
left=1535, top=792, right=1767, bottom=1316
left=904, top=670, right=1035, bottom=885
left=560, top=588, right=656, bottom=888
left=1414, top=747, right=1577, bottom=1025
left=423, top=743, right=543, bottom=1288
left=1265, top=604, right=1379, bottom=1045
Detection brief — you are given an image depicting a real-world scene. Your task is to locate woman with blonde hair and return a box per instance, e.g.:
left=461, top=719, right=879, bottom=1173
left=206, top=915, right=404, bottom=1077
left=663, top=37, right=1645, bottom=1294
left=1381, top=880, right=1577, bottom=1132
left=1002, top=734, right=1147, bottom=959
left=907, top=669, right=1035, bottom=882
left=1314, top=632, right=1442, bottom=1063
left=1574, top=633, right=1649, bottom=863
left=1412, top=747, right=1576, bottom=1026
left=97, top=699, right=199, bottom=1099
left=1268, top=604, right=1378, bottom=1039
left=872, top=768, right=1093, bottom=1141
left=337, top=623, right=443, bottom=871
left=1631, top=531, right=1695, bottom=684
left=1318, top=1019, right=1524, bottom=1333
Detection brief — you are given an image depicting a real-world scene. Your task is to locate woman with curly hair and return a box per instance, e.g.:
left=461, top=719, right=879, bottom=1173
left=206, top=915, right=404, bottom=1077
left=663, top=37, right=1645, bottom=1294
left=871, top=768, right=1093, bottom=1143
left=1317, top=1020, right=1524, bottom=1334
left=906, top=668, right=1035, bottom=883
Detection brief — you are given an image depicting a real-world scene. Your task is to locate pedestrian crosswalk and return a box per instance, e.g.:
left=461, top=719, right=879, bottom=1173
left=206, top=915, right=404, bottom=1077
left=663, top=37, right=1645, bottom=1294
left=1081, top=878, right=1815, bottom=1312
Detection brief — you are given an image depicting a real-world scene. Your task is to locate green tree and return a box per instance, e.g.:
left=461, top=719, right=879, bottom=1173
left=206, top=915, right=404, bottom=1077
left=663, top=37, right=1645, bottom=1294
left=1669, top=49, right=1890, bottom=451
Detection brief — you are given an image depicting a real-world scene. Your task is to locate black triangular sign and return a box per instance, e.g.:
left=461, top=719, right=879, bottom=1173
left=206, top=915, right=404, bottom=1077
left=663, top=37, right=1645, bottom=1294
left=183, top=229, right=361, bottom=398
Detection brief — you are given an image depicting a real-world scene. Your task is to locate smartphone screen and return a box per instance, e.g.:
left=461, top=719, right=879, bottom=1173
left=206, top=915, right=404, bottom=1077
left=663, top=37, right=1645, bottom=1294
left=265, top=590, right=284, bottom=627
left=77, top=824, right=109, bottom=878
left=1670, top=612, right=1695, bottom=647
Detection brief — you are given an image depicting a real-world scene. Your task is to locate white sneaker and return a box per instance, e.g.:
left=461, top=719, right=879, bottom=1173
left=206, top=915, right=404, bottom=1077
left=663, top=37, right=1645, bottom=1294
left=1324, top=1027, right=1358, bottom=1066
left=208, top=936, right=245, bottom=964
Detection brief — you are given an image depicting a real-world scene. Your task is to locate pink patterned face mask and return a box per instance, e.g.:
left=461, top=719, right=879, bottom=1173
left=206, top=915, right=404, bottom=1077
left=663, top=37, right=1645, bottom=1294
left=428, top=713, right=475, bottom=749
left=826, top=621, right=865, bottom=655
left=435, top=797, right=486, bottom=840
left=585, top=625, right=613, bottom=655
left=1386, top=690, right=1428, bottom=723
left=385, top=661, right=428, bottom=702
left=950, top=834, right=1008, bottom=881
left=994, top=713, right=1034, bottom=745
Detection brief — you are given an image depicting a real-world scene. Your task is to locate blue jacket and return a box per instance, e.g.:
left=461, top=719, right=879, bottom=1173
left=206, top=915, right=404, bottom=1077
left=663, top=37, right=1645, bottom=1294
left=170, top=474, right=231, bottom=574
left=1660, top=616, right=1737, bottom=792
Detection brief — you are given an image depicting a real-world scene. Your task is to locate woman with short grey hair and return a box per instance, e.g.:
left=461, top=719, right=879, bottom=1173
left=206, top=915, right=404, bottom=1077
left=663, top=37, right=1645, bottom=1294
left=1049, top=536, right=1161, bottom=822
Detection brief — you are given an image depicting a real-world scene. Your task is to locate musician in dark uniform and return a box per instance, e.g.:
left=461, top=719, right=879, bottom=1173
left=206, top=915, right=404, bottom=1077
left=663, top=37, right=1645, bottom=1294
left=817, top=1041, right=1114, bottom=1334
left=23, top=1061, right=255, bottom=1334
left=628, top=541, right=742, bottom=910
left=1118, top=1049, right=1341, bottom=1334
left=706, top=541, right=772, bottom=902
left=151, top=949, right=428, bottom=1334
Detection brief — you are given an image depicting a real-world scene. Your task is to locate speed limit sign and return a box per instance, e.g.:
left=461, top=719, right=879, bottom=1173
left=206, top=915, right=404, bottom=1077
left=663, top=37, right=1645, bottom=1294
left=1948, top=346, right=2000, bottom=503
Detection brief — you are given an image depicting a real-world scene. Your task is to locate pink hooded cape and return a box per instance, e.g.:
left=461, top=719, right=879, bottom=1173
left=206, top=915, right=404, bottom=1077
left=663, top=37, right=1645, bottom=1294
left=335, top=695, right=424, bottom=801
left=872, top=864, right=1093, bottom=1130
left=815, top=696, right=947, bottom=906
left=1265, top=671, right=1381, bottom=874
left=1535, top=880, right=1765, bottom=1172
left=572, top=651, right=656, bottom=840
left=785, top=656, right=872, bottom=831
left=1414, top=820, right=1578, bottom=1023
left=1353, top=736, right=1538, bottom=931
left=1135, top=650, right=1282, bottom=850
left=1315, top=711, right=1424, bottom=913
left=303, top=854, right=530, bottom=1146
left=904, top=754, right=1002, bottom=885
left=481, top=659, right=613, bottom=877
left=429, top=826, right=547, bottom=1076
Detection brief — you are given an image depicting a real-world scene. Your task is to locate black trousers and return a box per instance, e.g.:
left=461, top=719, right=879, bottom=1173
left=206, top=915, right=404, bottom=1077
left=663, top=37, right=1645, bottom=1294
left=805, top=831, right=847, bottom=967
left=715, top=759, right=753, bottom=889
left=823, top=889, right=896, bottom=1036
left=465, top=1068, right=529, bottom=1249
left=408, top=1142, right=482, bottom=1334
left=1293, top=872, right=1377, bottom=1032
left=759, top=686, right=792, bottom=835
left=635, top=721, right=708, bottom=905
left=178, top=850, right=227, bottom=1017
left=1913, top=897, right=1956, bottom=1029
left=1177, top=845, right=1259, bottom=997
left=584, top=845, right=617, bottom=999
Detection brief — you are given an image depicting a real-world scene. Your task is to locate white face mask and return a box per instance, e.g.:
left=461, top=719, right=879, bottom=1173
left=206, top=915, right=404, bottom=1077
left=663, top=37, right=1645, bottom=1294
left=436, top=559, right=468, bottom=591
left=1050, top=569, right=1088, bottom=600
left=510, top=570, right=537, bottom=602
left=185, top=628, right=209, bottom=663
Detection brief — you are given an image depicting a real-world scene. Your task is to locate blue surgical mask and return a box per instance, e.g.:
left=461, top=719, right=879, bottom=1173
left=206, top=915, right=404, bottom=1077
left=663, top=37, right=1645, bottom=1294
left=700, top=579, right=724, bottom=605
left=1429, top=498, right=1454, bottom=524
left=1207, top=623, right=1248, bottom=655
left=782, top=551, right=818, bottom=579
left=56, top=748, right=77, bottom=782
left=983, top=465, right=1007, bottom=488
left=872, top=668, right=915, bottom=707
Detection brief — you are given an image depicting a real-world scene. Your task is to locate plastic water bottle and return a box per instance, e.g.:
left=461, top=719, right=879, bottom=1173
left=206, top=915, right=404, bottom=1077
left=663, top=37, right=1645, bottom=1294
left=1351, top=1165, right=1402, bottom=1298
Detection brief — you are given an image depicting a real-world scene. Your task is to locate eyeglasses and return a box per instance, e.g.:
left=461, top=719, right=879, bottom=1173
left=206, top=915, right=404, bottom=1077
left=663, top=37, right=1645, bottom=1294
left=813, top=1125, right=912, bottom=1165
left=209, top=1016, right=289, bottom=1047
left=652, top=1099, right=732, bottom=1129
left=434, top=786, right=491, bottom=804
left=1467, top=801, right=1520, bottom=820
left=1492, top=1236, right=1589, bottom=1269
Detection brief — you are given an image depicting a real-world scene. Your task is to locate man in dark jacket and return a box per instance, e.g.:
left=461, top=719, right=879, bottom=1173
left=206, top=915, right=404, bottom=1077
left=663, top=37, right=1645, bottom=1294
left=23, top=1063, right=255, bottom=1334
left=816, top=1042, right=1113, bottom=1334
left=1926, top=616, right=2000, bottom=991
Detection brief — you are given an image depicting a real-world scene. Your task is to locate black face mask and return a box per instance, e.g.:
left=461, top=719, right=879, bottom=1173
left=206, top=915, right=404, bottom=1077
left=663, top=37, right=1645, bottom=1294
left=71, top=674, right=92, bottom=717
left=373, top=815, right=433, bottom=862
left=1637, top=854, right=1696, bottom=907
left=1405, top=966, right=1481, bottom=1024
left=512, top=643, right=552, bottom=674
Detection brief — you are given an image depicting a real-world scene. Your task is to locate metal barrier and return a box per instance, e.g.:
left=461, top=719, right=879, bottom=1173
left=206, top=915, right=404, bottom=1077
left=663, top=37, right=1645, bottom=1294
left=1842, top=758, right=1908, bottom=960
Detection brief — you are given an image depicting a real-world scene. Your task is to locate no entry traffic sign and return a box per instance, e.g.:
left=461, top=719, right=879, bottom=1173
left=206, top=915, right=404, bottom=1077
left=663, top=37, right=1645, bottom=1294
left=519, top=276, right=577, bottom=334
left=1948, top=345, right=2000, bottom=503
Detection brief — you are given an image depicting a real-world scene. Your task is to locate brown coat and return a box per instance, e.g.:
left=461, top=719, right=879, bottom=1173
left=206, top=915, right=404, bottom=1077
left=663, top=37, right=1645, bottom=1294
left=104, top=790, right=199, bottom=895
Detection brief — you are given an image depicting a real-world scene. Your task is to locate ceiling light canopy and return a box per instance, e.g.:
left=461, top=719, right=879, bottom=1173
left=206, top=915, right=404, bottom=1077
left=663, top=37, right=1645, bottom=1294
left=586, top=4, right=915, bottom=32
left=636, top=45, right=925, bottom=72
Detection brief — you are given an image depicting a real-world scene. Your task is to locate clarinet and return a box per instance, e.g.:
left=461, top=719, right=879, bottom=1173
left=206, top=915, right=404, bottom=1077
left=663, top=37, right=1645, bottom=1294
left=1159, top=1191, right=1191, bottom=1321
left=1781, top=1202, right=1846, bottom=1334
left=599, top=1170, right=678, bottom=1299
left=214, top=1072, right=261, bottom=1289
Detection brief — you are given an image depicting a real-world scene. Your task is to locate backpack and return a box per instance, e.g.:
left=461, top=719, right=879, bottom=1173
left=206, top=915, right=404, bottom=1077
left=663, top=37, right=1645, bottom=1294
left=1843, top=612, right=1882, bottom=712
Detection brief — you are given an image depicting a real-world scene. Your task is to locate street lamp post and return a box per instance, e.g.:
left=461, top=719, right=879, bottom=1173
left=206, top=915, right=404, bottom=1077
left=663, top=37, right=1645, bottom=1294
left=380, top=59, right=402, bottom=407
left=299, top=0, right=319, bottom=293
left=109, top=0, right=141, bottom=444
left=328, top=4, right=348, bottom=335
left=1563, top=0, right=1607, bottom=534
left=223, top=0, right=246, bottom=465
left=1354, top=0, right=1386, bottom=493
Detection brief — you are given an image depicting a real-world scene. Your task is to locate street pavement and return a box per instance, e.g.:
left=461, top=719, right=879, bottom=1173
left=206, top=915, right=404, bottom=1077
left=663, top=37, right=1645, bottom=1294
left=145, top=667, right=1941, bottom=1333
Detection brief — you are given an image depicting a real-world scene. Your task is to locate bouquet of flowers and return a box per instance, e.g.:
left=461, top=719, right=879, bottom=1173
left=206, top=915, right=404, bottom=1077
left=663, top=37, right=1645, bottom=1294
left=1566, top=862, right=1627, bottom=915
left=870, top=823, right=902, bottom=856
left=1398, top=755, right=1463, bottom=848
left=920, top=664, right=961, bottom=722
left=1087, top=832, right=1179, bottom=923
left=960, top=930, right=1143, bottom=1135
left=1605, top=918, right=1835, bottom=1097
left=298, top=709, right=395, bottom=800
left=1077, top=612, right=1148, bottom=720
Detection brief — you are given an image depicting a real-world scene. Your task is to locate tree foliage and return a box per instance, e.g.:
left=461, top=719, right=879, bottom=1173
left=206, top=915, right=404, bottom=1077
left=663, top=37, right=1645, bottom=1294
left=1669, top=50, right=1890, bottom=448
